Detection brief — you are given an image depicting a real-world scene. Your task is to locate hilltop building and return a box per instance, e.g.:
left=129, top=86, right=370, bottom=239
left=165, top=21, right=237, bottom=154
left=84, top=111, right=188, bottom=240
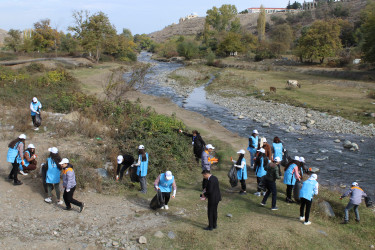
left=302, top=0, right=352, bottom=10
left=179, top=13, right=199, bottom=23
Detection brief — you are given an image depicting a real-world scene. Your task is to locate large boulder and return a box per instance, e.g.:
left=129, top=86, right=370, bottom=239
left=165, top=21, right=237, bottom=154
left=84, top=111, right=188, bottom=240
left=319, top=201, right=335, bottom=218
left=95, top=168, right=109, bottom=178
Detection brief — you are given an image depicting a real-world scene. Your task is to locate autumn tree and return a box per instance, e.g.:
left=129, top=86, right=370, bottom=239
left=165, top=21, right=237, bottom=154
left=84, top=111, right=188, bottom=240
left=205, top=4, right=238, bottom=32
left=4, top=29, right=22, bottom=52
left=360, top=1, right=375, bottom=63
left=32, top=19, right=59, bottom=52
left=257, top=5, right=266, bottom=41
left=296, top=20, right=342, bottom=63
left=217, top=32, right=243, bottom=56
left=270, top=23, right=294, bottom=54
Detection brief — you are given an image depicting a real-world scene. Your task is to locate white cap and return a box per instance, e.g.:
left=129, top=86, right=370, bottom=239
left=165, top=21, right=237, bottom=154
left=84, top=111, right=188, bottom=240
left=27, top=144, right=35, bottom=149
left=351, top=182, right=358, bottom=186
left=206, top=144, right=215, bottom=150
left=48, top=147, right=58, bottom=154
left=299, top=157, right=305, bottom=163
left=32, top=97, right=38, bottom=103
left=117, top=155, right=124, bottom=164
left=165, top=171, right=173, bottom=180
left=138, top=145, right=145, bottom=150
left=59, top=158, right=69, bottom=165
left=294, top=156, right=300, bottom=161
left=19, top=134, right=26, bottom=139
left=252, top=129, right=259, bottom=134
left=311, top=174, right=318, bottom=180
left=257, top=148, right=265, bottom=154
left=263, top=138, right=267, bottom=143
left=274, top=157, right=281, bottom=162
left=237, top=149, right=245, bottom=154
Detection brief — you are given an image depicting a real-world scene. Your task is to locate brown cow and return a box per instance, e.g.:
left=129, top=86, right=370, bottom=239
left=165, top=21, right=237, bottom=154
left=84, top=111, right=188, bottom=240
left=270, top=87, right=276, bottom=93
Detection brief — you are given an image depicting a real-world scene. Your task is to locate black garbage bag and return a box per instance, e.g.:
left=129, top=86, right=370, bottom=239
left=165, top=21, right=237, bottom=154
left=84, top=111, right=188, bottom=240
left=293, top=180, right=302, bottom=202
left=130, top=166, right=139, bottom=182
left=34, top=113, right=42, bottom=127
left=150, top=189, right=165, bottom=210
left=257, top=176, right=267, bottom=192
left=365, top=196, right=373, bottom=208
left=228, top=165, right=238, bottom=188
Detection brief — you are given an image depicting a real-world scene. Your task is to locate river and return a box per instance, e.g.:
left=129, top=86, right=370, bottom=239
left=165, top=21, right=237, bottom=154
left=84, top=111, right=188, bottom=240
left=136, top=51, right=375, bottom=198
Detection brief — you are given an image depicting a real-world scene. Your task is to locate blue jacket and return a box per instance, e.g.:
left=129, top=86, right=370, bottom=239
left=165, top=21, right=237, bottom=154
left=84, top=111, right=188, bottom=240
left=300, top=178, right=319, bottom=201
left=272, top=143, right=283, bottom=160
left=137, top=153, right=148, bottom=177
left=7, top=141, right=22, bottom=163
left=46, top=157, right=61, bottom=184
left=158, top=173, right=174, bottom=193
left=236, top=158, right=247, bottom=180
left=255, top=156, right=267, bottom=178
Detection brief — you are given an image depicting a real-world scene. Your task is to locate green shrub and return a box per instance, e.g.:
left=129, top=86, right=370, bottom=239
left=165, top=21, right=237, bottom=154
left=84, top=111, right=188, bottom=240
left=26, top=63, right=45, bottom=73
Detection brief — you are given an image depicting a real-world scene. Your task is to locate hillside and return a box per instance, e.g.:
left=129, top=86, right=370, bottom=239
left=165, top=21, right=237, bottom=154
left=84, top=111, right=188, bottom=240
left=0, top=29, right=8, bottom=46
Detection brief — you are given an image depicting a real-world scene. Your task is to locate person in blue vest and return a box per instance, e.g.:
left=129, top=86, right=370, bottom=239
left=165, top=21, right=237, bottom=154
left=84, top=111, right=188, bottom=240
left=272, top=137, right=283, bottom=162
left=232, top=149, right=247, bottom=195
left=7, top=134, right=26, bottom=185
left=133, top=145, right=148, bottom=194
left=283, top=156, right=301, bottom=203
left=154, top=171, right=177, bottom=210
left=254, top=148, right=268, bottom=196
left=19, top=144, right=38, bottom=175
left=30, top=97, right=42, bottom=131
left=247, top=129, right=259, bottom=168
left=44, top=147, right=63, bottom=204
left=299, top=174, right=319, bottom=225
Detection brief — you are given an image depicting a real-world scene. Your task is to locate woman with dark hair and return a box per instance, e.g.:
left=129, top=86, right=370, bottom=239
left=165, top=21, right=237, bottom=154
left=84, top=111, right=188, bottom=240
left=247, top=130, right=259, bottom=168
left=43, top=147, right=63, bottom=204
left=7, top=134, right=26, bottom=185
left=21, top=144, right=38, bottom=174
left=283, top=156, right=301, bottom=203
left=133, top=145, right=149, bottom=194
left=254, top=148, right=269, bottom=196
left=272, top=137, right=283, bottom=162
left=232, top=149, right=247, bottom=195
left=180, top=129, right=206, bottom=162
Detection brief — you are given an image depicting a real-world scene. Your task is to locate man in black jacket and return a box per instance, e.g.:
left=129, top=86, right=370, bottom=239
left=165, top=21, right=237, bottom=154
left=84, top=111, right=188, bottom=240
left=202, top=170, right=221, bottom=231
left=116, top=154, right=135, bottom=181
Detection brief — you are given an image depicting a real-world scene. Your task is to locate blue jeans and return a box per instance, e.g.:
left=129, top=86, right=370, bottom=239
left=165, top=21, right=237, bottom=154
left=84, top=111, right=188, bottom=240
left=344, top=202, right=360, bottom=221
left=249, top=148, right=256, bottom=167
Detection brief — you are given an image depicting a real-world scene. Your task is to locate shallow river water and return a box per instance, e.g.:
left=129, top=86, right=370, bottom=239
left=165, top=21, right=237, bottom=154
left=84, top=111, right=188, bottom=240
left=137, top=52, right=375, bottom=198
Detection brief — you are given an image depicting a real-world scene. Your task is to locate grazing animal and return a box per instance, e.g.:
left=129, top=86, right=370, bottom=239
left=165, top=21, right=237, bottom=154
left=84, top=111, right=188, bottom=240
left=286, top=80, right=301, bottom=88
left=270, top=87, right=276, bottom=93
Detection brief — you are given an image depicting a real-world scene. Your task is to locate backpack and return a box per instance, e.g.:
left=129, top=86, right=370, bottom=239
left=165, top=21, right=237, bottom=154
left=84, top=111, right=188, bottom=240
left=227, top=165, right=238, bottom=187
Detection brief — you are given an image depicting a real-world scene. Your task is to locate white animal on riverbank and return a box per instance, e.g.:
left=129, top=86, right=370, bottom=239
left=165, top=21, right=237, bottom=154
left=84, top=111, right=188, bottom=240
left=286, top=80, right=301, bottom=88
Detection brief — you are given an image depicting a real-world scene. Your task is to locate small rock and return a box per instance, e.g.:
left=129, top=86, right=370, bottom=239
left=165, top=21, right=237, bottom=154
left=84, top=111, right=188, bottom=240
left=343, top=140, right=352, bottom=149
left=53, top=231, right=58, bottom=236
left=309, top=120, right=316, bottom=125
left=226, top=213, right=233, bottom=218
left=95, top=168, right=108, bottom=178
left=138, top=236, right=147, bottom=244
left=316, top=156, right=328, bottom=161
left=370, top=245, right=374, bottom=249
left=167, top=231, right=176, bottom=239
left=154, top=231, right=164, bottom=238
left=360, top=139, right=365, bottom=142
left=238, top=115, right=245, bottom=119
left=334, top=139, right=341, bottom=143
left=262, top=123, right=270, bottom=128
left=351, top=143, right=359, bottom=151
left=306, top=113, right=312, bottom=117
left=215, top=120, right=222, bottom=123
left=318, top=230, right=328, bottom=236
left=319, top=201, right=335, bottom=217
left=112, top=241, right=119, bottom=246
left=340, top=184, right=346, bottom=188
left=300, top=126, right=307, bottom=131
left=288, top=126, right=295, bottom=132
left=155, top=212, right=159, bottom=216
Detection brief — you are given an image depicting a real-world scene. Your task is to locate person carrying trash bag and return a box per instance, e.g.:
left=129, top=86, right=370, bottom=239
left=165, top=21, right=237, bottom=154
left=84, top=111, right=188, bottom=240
left=299, top=174, right=319, bottom=225
left=116, top=154, right=135, bottom=181
left=340, top=182, right=367, bottom=224
left=254, top=148, right=268, bottom=196
left=30, top=97, right=42, bottom=131
left=60, top=158, right=85, bottom=212
left=231, top=149, right=247, bottom=195
left=43, top=147, right=63, bottom=205
left=19, top=144, right=38, bottom=175
left=154, top=171, right=177, bottom=210
left=283, top=156, right=301, bottom=203
left=247, top=130, right=259, bottom=168
left=7, top=134, right=27, bottom=185
left=133, top=145, right=149, bottom=194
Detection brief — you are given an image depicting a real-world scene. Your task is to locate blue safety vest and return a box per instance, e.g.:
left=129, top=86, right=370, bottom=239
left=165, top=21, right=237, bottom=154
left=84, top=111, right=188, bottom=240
left=300, top=179, right=318, bottom=201
left=46, top=157, right=61, bottom=184
left=7, top=141, right=21, bottom=163
left=31, top=101, right=41, bottom=116
left=236, top=158, right=247, bottom=180
left=158, top=173, right=174, bottom=193
left=284, top=163, right=297, bottom=185
left=137, top=153, right=148, bottom=177
left=23, top=151, right=31, bottom=167
left=256, top=157, right=267, bottom=178
left=272, top=143, right=283, bottom=160
left=247, top=136, right=258, bottom=151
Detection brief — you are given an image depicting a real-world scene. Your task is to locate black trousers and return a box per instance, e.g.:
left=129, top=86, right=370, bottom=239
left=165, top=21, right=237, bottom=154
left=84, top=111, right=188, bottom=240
left=286, top=185, right=294, bottom=200
left=202, top=178, right=208, bottom=191
left=262, top=180, right=277, bottom=208
left=117, top=165, right=131, bottom=180
left=31, top=115, right=36, bottom=126
left=162, top=192, right=171, bottom=205
left=9, top=159, right=19, bottom=183
left=63, top=186, right=82, bottom=209
left=300, top=198, right=312, bottom=222
left=240, top=179, right=246, bottom=191
left=207, top=202, right=219, bottom=229
left=257, top=177, right=266, bottom=192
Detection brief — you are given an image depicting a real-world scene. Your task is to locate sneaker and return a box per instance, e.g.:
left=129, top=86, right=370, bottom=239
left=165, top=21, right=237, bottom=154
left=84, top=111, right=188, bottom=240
left=260, top=202, right=265, bottom=206
left=19, top=171, right=28, bottom=176
left=44, top=197, right=52, bottom=203
left=57, top=200, right=64, bottom=205
left=271, top=207, right=279, bottom=211
left=299, top=216, right=305, bottom=221
left=341, top=221, right=349, bottom=224
left=14, top=180, right=23, bottom=185
left=79, top=203, right=85, bottom=213
left=63, top=207, right=72, bottom=211
left=34, top=127, right=39, bottom=131
left=254, top=192, right=261, bottom=196
left=239, top=191, right=247, bottom=195
left=355, top=219, right=360, bottom=223
left=160, top=206, right=165, bottom=210
left=164, top=205, right=169, bottom=210
left=262, top=192, right=267, bottom=196
left=304, top=221, right=312, bottom=225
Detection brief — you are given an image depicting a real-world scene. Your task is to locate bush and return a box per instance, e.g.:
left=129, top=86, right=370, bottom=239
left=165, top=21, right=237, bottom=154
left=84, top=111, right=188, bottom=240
left=368, top=91, right=375, bottom=99
left=206, top=50, right=216, bottom=66
left=177, top=41, right=199, bottom=60
left=26, top=63, right=46, bottom=73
